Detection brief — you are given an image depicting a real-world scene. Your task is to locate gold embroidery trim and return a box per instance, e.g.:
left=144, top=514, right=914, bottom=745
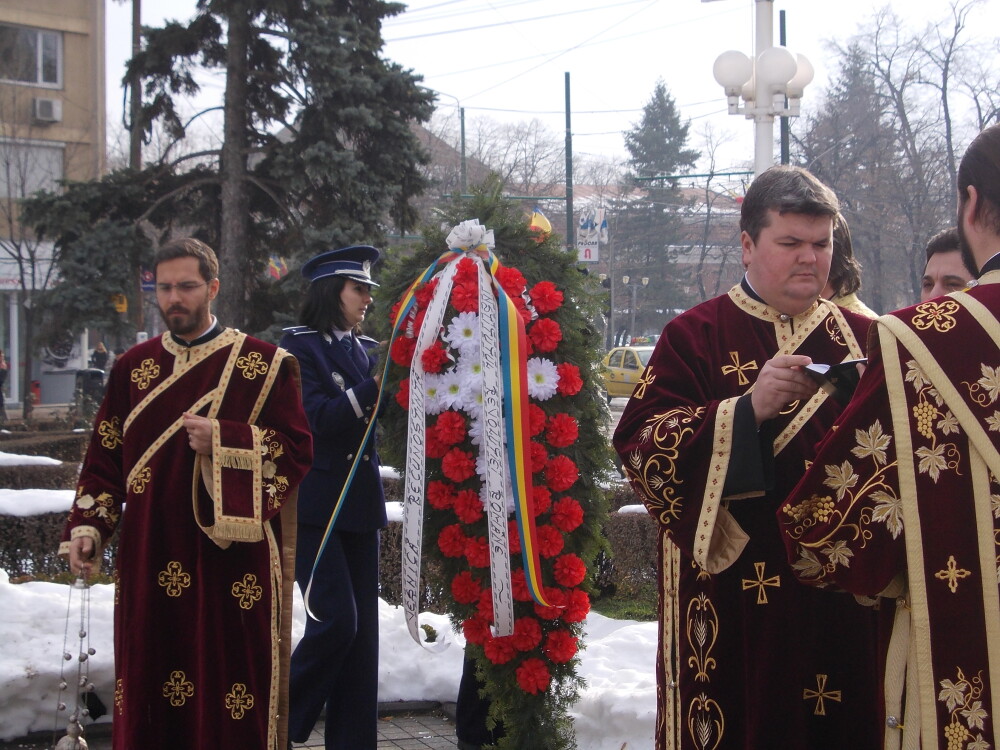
left=157, top=561, right=192, bottom=597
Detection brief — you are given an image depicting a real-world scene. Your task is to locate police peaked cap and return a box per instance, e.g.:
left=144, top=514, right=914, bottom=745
left=301, top=245, right=380, bottom=287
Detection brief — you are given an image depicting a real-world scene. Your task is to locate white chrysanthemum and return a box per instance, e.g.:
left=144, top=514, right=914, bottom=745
left=526, top=357, right=559, bottom=401
left=437, top=369, right=464, bottom=411
left=459, top=382, right=485, bottom=417
left=423, top=373, right=448, bottom=415
left=444, top=312, right=481, bottom=353
left=479, top=473, right=516, bottom=515
left=467, top=416, right=485, bottom=446
left=456, top=354, right=485, bottom=384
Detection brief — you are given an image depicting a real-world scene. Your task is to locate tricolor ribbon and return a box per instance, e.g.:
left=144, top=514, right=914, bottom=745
left=304, top=220, right=553, bottom=645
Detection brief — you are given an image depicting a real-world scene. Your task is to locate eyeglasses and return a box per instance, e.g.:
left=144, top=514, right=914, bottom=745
left=155, top=282, right=208, bottom=295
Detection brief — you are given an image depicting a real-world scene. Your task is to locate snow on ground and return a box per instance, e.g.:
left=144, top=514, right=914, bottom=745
left=0, top=569, right=657, bottom=748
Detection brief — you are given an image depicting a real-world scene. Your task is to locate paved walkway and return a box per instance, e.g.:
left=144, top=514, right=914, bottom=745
left=0, top=702, right=459, bottom=750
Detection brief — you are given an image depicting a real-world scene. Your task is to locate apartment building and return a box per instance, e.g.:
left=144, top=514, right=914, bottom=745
left=0, top=0, right=106, bottom=409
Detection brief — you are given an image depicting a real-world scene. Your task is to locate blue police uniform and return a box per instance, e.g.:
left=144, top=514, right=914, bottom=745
left=283, top=246, right=387, bottom=749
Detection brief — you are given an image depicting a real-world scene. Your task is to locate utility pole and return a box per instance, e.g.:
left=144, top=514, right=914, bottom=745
left=564, top=72, right=573, bottom=253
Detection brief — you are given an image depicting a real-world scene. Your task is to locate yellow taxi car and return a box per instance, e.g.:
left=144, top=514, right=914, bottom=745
left=601, top=345, right=654, bottom=401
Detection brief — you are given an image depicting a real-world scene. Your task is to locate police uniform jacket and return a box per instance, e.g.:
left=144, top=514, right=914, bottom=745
left=280, top=327, right=387, bottom=532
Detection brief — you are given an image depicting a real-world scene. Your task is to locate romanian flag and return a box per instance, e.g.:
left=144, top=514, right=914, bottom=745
left=529, top=207, right=552, bottom=241
left=267, top=255, right=288, bottom=280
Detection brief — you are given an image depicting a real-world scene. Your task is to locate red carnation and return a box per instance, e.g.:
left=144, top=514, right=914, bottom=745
left=496, top=266, right=527, bottom=297
left=455, top=256, right=479, bottom=283
left=528, top=403, right=547, bottom=437
left=451, top=281, right=479, bottom=313
left=534, top=586, right=568, bottom=621
left=512, top=617, right=543, bottom=652
left=545, top=455, right=578, bottom=492
left=543, top=629, right=578, bottom=664
left=545, top=413, right=578, bottom=448
left=390, top=336, right=417, bottom=367
left=537, top=524, right=565, bottom=558
left=413, top=278, right=439, bottom=308
left=463, top=616, right=491, bottom=646
left=523, top=335, right=535, bottom=357
left=555, top=362, right=583, bottom=396
left=529, top=318, right=562, bottom=353
left=516, top=658, right=551, bottom=695
left=453, top=489, right=484, bottom=524
left=532, top=486, right=552, bottom=516
left=554, top=553, right=587, bottom=587
left=451, top=571, right=482, bottom=604
left=511, top=568, right=531, bottom=602
left=435, top=410, right=467, bottom=445
left=421, top=341, right=452, bottom=374
left=425, top=430, right=450, bottom=459
left=512, top=296, right=532, bottom=324
left=411, top=308, right=427, bottom=338
left=426, top=480, right=455, bottom=510
left=530, top=441, right=548, bottom=473
left=507, top=519, right=522, bottom=554
left=477, top=587, right=494, bottom=621
left=438, top=524, right=467, bottom=558
left=442, top=448, right=476, bottom=482
left=395, top=378, right=410, bottom=410
left=484, top=634, right=517, bottom=665
left=563, top=588, right=591, bottom=623
left=465, top=536, right=490, bottom=568
left=530, top=281, right=564, bottom=314
left=389, top=300, right=403, bottom=327
left=551, top=496, right=584, bottom=532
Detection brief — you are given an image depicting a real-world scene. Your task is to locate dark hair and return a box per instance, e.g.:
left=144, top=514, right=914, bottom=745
left=924, top=227, right=961, bottom=262
left=153, top=238, right=219, bottom=282
left=958, top=124, right=1000, bottom=235
left=828, top=213, right=863, bottom=296
left=299, top=276, right=352, bottom=332
left=740, top=165, right=840, bottom=243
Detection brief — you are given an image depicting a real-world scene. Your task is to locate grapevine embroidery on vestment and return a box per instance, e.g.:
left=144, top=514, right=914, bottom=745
left=259, top=428, right=288, bottom=509
left=623, top=406, right=703, bottom=528
left=938, top=667, right=990, bottom=750
left=130, top=358, right=160, bottom=390
left=74, top=488, right=120, bottom=525
left=781, top=418, right=899, bottom=583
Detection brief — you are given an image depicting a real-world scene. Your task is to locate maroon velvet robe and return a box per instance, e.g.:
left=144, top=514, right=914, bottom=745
left=781, top=274, right=1000, bottom=750
left=59, top=329, right=312, bottom=750
left=613, top=285, right=885, bottom=750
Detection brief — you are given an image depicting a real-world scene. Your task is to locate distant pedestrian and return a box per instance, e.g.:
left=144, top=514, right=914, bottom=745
left=0, top=350, right=8, bottom=423
left=90, top=342, right=109, bottom=370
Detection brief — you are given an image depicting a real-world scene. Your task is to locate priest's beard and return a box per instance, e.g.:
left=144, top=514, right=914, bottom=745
left=159, top=296, right=211, bottom=339
left=957, top=202, right=982, bottom=278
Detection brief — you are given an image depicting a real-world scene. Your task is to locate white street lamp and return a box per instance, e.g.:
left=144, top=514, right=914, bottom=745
left=708, top=0, right=814, bottom=176
left=622, top=275, right=649, bottom=342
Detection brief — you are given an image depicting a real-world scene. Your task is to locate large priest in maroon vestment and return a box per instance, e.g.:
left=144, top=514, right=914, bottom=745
left=781, top=125, right=1000, bottom=750
left=613, top=166, right=885, bottom=750
left=62, top=238, right=313, bottom=750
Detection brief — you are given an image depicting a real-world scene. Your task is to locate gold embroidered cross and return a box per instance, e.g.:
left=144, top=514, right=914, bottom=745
left=741, top=561, right=780, bottom=604
left=934, top=555, right=972, bottom=593
left=157, top=561, right=192, bottom=598
left=130, top=358, right=160, bottom=390
left=162, top=670, right=194, bottom=707
left=633, top=366, right=656, bottom=400
left=803, top=674, right=841, bottom=716
left=231, top=573, right=263, bottom=610
left=97, top=417, right=123, bottom=450
left=721, top=351, right=758, bottom=386
left=225, top=683, right=255, bottom=719
left=236, top=351, right=268, bottom=380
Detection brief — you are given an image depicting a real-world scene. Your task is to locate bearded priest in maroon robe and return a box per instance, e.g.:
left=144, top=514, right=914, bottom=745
left=614, top=166, right=885, bottom=750
left=62, top=238, right=313, bottom=750
left=781, top=124, right=1000, bottom=750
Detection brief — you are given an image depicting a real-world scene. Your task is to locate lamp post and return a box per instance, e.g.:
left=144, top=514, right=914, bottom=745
left=430, top=89, right=467, bottom=192
left=622, top=275, right=649, bottom=343
left=708, top=0, right=814, bottom=176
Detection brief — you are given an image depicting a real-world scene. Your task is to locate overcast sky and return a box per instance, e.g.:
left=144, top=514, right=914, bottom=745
left=105, top=0, right=1000, bottom=175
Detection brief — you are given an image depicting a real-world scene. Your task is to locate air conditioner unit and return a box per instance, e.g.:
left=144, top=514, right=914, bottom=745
left=32, top=97, right=62, bottom=123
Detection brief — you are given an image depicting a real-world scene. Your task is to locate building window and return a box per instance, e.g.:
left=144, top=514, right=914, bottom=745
left=0, top=24, right=62, bottom=88
left=0, top=140, right=64, bottom=199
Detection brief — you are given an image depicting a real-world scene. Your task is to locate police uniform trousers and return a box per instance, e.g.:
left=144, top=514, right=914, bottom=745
left=289, top=523, right=380, bottom=748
